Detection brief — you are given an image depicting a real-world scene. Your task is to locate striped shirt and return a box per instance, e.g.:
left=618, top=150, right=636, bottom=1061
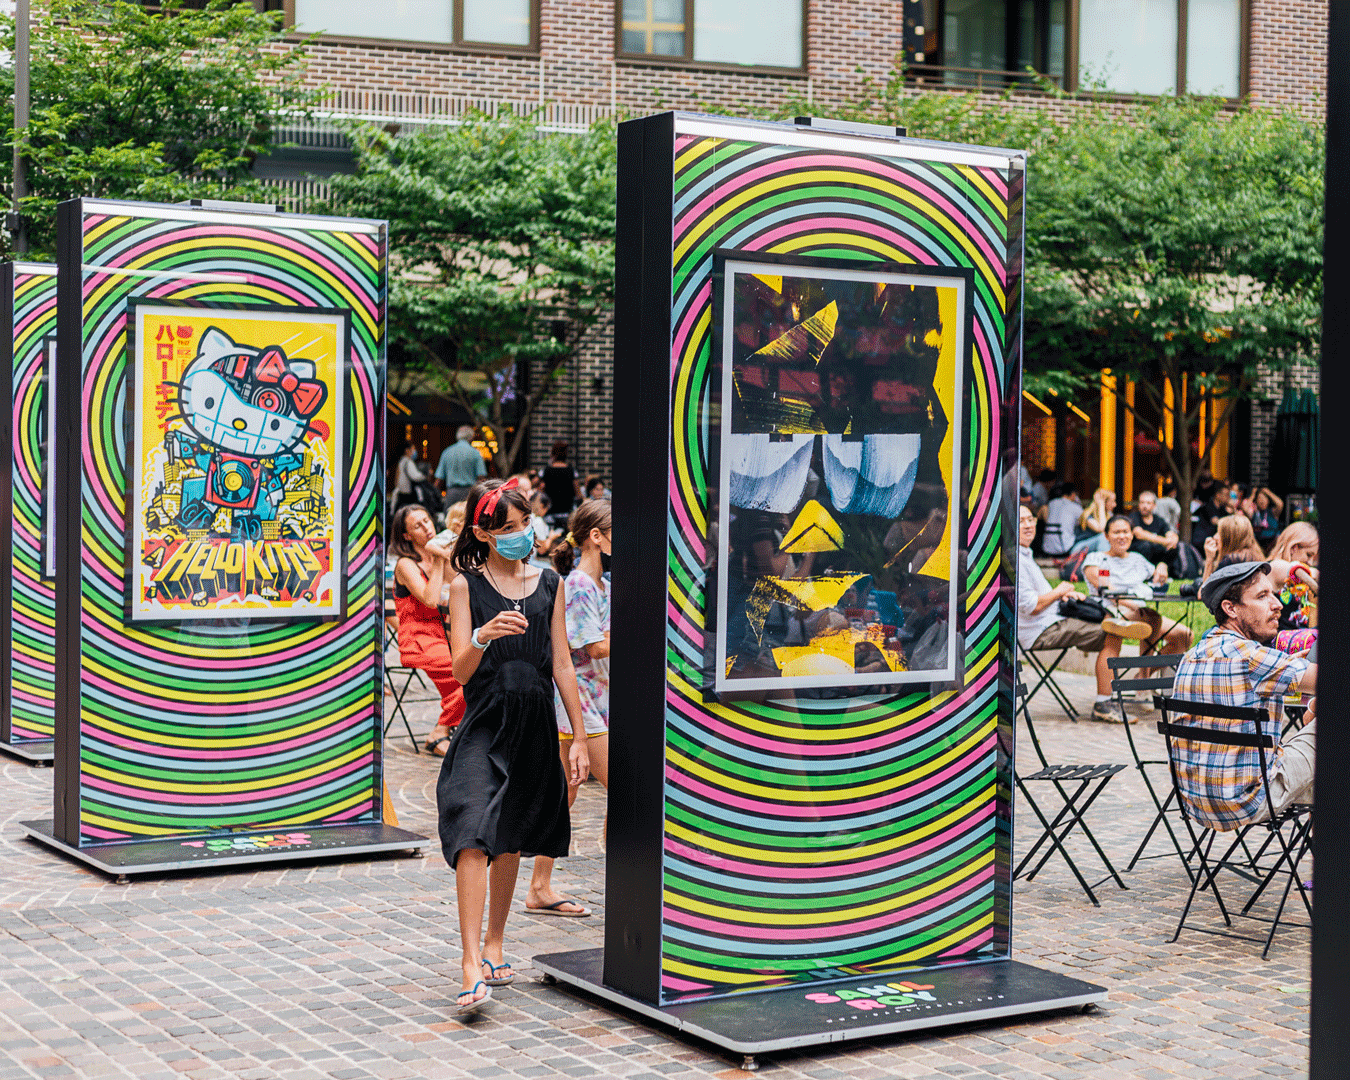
left=1170, top=629, right=1309, bottom=829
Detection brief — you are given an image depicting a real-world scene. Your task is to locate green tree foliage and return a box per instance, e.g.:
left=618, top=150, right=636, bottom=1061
left=757, top=77, right=1324, bottom=526
left=324, top=113, right=617, bottom=474
left=0, top=0, right=314, bottom=256
left=1024, top=96, right=1323, bottom=532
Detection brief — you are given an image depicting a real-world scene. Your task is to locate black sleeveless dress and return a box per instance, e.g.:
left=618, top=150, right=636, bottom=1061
left=436, top=568, right=570, bottom=868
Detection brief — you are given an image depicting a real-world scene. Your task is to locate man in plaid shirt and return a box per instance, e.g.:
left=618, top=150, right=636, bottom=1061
left=1172, top=562, right=1318, bottom=829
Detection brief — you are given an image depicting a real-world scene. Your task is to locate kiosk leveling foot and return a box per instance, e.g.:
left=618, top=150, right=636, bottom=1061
left=741, top=1055, right=759, bottom=1072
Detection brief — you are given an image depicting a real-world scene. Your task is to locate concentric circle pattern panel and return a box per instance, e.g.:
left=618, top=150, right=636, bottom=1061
left=68, top=204, right=387, bottom=843
left=7, top=265, right=58, bottom=743
left=661, top=127, right=1022, bottom=1000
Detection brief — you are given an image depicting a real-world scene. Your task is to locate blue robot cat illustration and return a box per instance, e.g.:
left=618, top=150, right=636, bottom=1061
left=167, top=327, right=328, bottom=541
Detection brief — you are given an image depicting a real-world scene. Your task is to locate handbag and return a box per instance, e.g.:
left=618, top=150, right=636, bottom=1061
left=1058, top=595, right=1109, bottom=623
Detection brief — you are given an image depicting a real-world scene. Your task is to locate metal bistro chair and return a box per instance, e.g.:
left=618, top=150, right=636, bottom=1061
left=1018, top=639, right=1079, bottom=721
left=1013, top=679, right=1128, bottom=906
left=383, top=600, right=432, bottom=753
left=1106, top=654, right=1194, bottom=880
left=1154, top=694, right=1313, bottom=959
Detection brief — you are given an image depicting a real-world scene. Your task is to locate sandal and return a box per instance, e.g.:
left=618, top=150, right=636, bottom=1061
left=424, top=735, right=451, bottom=757
left=524, top=899, right=591, bottom=918
left=481, top=959, right=514, bottom=987
left=456, top=981, right=491, bottom=1015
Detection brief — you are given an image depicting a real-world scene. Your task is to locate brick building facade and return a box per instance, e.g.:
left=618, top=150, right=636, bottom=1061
left=253, top=0, right=1328, bottom=490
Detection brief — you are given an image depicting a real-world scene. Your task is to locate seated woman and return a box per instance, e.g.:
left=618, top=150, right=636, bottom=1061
left=1201, top=515, right=1267, bottom=583
left=1085, top=514, right=1193, bottom=661
left=391, top=504, right=465, bottom=755
left=1067, top=487, right=1116, bottom=555
left=1268, top=522, right=1319, bottom=654
left=1247, top=487, right=1284, bottom=547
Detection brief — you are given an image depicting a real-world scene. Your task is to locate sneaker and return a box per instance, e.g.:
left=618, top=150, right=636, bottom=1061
left=1102, top=616, right=1151, bottom=640
left=1089, top=701, right=1121, bottom=723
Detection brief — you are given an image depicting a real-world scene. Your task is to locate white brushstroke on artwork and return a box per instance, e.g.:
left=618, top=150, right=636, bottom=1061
left=726, top=433, right=814, bottom=513
left=823, top=433, right=921, bottom=518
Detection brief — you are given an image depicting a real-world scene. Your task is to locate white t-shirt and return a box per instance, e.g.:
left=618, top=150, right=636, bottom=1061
left=1041, top=497, right=1080, bottom=556
left=1154, top=497, right=1182, bottom=532
left=1017, top=545, right=1064, bottom=650
left=1084, top=550, right=1156, bottom=596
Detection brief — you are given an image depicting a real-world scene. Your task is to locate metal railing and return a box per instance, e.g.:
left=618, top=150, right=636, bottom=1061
left=260, top=92, right=617, bottom=211
left=904, top=63, right=1063, bottom=92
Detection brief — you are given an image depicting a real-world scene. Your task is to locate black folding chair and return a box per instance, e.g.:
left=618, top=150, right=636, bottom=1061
left=1013, top=679, right=1127, bottom=906
left=1106, top=654, right=1195, bottom=881
left=1154, top=695, right=1313, bottom=959
left=1018, top=641, right=1078, bottom=721
left=382, top=601, right=432, bottom=752
left=1282, top=701, right=1308, bottom=737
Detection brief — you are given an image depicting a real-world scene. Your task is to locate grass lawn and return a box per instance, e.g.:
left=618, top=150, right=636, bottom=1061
left=1072, top=578, right=1215, bottom=642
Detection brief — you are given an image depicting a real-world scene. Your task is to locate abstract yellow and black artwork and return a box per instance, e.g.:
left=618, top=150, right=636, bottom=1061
left=710, top=254, right=968, bottom=693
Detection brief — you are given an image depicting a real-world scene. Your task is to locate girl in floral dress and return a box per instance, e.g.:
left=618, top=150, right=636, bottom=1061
left=526, top=499, right=612, bottom=917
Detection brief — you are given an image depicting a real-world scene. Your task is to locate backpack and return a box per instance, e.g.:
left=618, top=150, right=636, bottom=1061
left=1058, top=549, right=1092, bottom=584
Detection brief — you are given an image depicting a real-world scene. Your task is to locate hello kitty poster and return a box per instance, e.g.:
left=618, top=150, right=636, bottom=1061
left=126, top=302, right=348, bottom=621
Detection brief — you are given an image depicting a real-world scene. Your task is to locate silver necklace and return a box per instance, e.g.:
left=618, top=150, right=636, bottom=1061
left=486, top=562, right=525, bottom=612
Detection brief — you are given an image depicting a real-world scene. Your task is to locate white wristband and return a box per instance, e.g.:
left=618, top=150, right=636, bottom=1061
left=471, top=627, right=489, bottom=650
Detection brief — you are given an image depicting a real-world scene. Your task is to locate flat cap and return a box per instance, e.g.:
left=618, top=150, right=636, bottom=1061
left=1200, top=560, right=1272, bottom=615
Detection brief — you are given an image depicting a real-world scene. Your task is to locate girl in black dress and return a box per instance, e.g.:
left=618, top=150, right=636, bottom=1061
left=440, top=478, right=590, bottom=1014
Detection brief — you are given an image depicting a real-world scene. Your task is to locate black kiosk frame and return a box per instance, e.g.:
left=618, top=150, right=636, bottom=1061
left=535, top=112, right=1105, bottom=1066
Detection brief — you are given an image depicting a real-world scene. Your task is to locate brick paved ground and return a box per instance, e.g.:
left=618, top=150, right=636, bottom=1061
left=0, top=667, right=1310, bottom=1079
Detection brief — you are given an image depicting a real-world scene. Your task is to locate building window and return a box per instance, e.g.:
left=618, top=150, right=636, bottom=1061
left=289, top=0, right=537, bottom=51
left=1077, top=0, right=1244, bottom=96
left=907, top=0, right=1242, bottom=96
left=617, top=0, right=805, bottom=71
left=907, top=0, right=1067, bottom=88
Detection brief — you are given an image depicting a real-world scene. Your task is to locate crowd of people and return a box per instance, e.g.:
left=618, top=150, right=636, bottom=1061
left=1018, top=466, right=1319, bottom=846
left=388, top=444, right=1316, bottom=1011
left=384, top=436, right=611, bottom=1014
left=1020, top=469, right=1318, bottom=709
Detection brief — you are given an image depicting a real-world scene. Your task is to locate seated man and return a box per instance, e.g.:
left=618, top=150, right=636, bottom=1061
left=1018, top=506, right=1150, bottom=722
left=1172, top=561, right=1317, bottom=829
left=1130, top=489, right=1200, bottom=579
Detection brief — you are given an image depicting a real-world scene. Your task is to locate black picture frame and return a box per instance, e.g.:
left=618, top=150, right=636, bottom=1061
left=702, top=248, right=975, bottom=702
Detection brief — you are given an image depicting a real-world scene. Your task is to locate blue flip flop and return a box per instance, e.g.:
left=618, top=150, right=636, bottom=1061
left=456, top=980, right=491, bottom=1015
left=481, top=959, right=514, bottom=987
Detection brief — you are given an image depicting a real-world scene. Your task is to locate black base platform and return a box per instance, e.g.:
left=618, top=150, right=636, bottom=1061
left=19, top=819, right=428, bottom=878
left=534, top=949, right=1106, bottom=1064
left=1, top=739, right=54, bottom=764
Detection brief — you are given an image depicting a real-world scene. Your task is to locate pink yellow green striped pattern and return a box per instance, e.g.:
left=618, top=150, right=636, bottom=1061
left=68, top=201, right=387, bottom=843
left=5, top=264, right=58, bottom=744
left=660, top=121, right=1023, bottom=1000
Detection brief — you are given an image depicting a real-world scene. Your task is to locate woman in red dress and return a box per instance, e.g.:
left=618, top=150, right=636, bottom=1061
left=391, top=504, right=464, bottom=754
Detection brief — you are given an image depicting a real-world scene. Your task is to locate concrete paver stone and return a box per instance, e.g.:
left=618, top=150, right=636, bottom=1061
left=0, top=671, right=1308, bottom=1076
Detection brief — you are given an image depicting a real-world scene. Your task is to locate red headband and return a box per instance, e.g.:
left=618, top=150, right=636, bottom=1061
left=474, top=477, right=520, bottom=526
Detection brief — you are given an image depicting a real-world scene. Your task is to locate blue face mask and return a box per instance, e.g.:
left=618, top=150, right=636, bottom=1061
left=491, top=521, right=535, bottom=561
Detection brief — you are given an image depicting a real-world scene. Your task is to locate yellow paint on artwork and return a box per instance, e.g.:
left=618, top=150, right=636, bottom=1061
left=773, top=626, right=855, bottom=674
left=751, top=273, right=783, bottom=293
left=752, top=300, right=837, bottom=365
left=918, top=285, right=957, bottom=582
left=779, top=499, right=845, bottom=553
left=744, top=573, right=865, bottom=641
left=766, top=573, right=865, bottom=611
left=772, top=623, right=907, bottom=677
